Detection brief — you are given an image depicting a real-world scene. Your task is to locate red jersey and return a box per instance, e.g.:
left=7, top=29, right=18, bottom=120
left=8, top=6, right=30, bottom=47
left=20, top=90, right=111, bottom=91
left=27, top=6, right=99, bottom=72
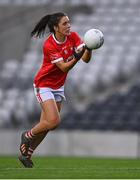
left=34, top=32, right=84, bottom=89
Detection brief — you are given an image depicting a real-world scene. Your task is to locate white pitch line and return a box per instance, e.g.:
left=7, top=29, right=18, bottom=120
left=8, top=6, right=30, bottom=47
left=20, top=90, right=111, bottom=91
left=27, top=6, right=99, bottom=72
left=1, top=167, right=140, bottom=171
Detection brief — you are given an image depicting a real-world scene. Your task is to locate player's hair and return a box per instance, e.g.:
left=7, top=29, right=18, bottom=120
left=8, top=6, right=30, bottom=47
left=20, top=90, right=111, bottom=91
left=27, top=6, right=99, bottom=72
left=31, top=12, right=67, bottom=38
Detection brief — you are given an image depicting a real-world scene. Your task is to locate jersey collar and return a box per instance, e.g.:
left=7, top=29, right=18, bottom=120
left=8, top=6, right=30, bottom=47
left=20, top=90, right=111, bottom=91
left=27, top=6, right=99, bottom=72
left=52, top=34, right=67, bottom=44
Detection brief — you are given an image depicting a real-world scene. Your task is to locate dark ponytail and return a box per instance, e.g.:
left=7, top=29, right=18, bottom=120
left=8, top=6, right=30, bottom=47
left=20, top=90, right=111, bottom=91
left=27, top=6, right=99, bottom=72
left=31, top=15, right=51, bottom=37
left=31, top=12, right=67, bottom=38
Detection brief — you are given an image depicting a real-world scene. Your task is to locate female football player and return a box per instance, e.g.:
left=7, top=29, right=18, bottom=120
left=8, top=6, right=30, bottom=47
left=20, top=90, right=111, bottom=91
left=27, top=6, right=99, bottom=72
left=18, top=12, right=93, bottom=168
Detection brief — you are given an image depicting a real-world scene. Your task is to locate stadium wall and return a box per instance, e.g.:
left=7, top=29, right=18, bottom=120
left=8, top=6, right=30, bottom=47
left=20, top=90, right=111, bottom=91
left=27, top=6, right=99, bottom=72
left=0, top=130, right=139, bottom=158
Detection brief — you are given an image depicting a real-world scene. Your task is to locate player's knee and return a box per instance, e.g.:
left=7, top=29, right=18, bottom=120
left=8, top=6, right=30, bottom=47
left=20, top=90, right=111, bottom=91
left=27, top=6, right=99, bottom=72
left=49, top=116, right=61, bottom=130
left=42, top=116, right=61, bottom=130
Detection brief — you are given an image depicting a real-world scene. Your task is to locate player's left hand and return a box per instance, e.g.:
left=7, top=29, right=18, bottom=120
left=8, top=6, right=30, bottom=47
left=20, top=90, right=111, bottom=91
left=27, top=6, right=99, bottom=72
left=73, top=46, right=85, bottom=61
left=85, top=45, right=92, bottom=51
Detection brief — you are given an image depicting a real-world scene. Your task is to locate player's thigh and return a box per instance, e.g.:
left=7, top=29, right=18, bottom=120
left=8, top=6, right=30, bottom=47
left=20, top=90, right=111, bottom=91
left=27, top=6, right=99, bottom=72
left=40, top=99, right=62, bottom=123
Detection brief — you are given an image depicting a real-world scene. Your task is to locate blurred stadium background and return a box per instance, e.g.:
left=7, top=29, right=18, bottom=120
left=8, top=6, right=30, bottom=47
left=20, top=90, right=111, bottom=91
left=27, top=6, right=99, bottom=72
left=0, top=0, right=140, bottom=158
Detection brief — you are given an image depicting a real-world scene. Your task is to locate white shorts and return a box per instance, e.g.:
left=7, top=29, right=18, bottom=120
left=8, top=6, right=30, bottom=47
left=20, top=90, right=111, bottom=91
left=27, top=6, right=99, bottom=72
left=33, top=85, right=66, bottom=103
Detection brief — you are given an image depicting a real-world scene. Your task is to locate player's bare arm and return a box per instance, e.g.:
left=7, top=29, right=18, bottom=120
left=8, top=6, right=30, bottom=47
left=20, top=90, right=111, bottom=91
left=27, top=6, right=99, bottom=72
left=77, top=47, right=92, bottom=63
left=55, top=46, right=87, bottom=72
left=55, top=58, right=80, bottom=73
left=82, top=48, right=92, bottom=63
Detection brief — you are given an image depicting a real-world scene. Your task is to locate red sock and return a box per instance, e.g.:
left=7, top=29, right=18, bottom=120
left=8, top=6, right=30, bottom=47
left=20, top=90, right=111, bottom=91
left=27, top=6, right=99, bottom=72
left=26, top=147, right=34, bottom=159
left=25, top=130, right=35, bottom=139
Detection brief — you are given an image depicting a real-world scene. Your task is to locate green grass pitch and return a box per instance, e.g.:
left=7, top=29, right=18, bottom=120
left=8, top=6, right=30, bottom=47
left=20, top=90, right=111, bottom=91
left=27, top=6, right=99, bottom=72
left=0, top=156, right=140, bottom=179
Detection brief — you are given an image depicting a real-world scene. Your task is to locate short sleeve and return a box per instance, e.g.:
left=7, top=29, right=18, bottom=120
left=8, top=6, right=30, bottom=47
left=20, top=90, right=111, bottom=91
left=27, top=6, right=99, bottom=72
left=44, top=42, right=63, bottom=64
left=48, top=48, right=63, bottom=64
left=71, top=32, right=85, bottom=50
